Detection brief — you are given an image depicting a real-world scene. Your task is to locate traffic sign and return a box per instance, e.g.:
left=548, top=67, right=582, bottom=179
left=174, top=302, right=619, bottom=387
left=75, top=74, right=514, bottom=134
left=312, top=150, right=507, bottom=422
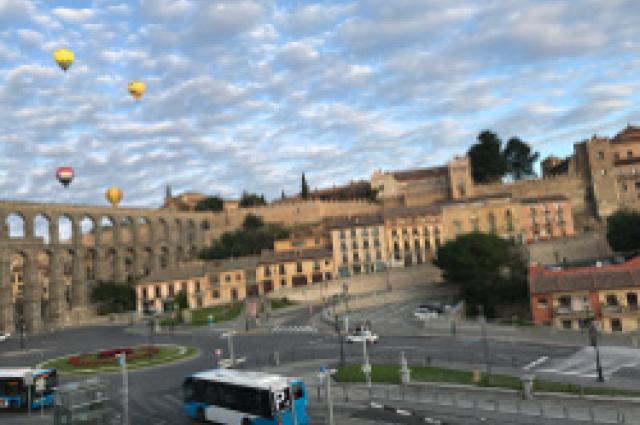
left=361, top=364, right=371, bottom=374
left=214, top=349, right=222, bottom=357
left=24, top=371, right=33, bottom=386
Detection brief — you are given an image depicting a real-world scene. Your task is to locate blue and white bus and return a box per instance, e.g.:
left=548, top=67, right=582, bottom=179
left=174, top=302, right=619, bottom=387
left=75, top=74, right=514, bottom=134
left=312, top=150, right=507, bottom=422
left=183, top=369, right=308, bottom=424
left=0, top=368, right=57, bottom=410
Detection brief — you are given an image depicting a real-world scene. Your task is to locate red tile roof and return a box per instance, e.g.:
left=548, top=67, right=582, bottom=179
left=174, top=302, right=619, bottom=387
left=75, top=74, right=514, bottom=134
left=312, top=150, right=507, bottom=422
left=529, top=257, right=640, bottom=294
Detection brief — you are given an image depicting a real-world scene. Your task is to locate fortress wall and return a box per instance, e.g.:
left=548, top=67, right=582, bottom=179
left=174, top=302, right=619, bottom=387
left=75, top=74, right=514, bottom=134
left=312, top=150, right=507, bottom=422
left=472, top=176, right=588, bottom=215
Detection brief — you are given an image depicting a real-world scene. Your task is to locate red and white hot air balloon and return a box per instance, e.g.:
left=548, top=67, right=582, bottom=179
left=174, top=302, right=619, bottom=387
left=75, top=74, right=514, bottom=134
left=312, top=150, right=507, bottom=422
left=56, top=167, right=74, bottom=187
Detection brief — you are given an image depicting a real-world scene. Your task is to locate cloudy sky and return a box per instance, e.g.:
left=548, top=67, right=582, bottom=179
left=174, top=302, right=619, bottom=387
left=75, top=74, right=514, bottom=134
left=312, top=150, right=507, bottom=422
left=2, top=0, right=640, bottom=208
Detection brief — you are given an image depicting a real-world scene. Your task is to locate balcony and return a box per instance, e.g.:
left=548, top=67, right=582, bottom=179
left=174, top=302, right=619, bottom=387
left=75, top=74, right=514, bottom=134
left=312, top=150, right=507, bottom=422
left=600, top=304, right=640, bottom=315
left=553, top=306, right=592, bottom=317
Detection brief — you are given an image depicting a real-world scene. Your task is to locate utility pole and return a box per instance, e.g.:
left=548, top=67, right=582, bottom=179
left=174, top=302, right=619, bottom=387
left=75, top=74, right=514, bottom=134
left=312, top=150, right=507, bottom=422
left=362, top=340, right=372, bottom=400
left=589, top=322, right=604, bottom=382
left=118, top=353, right=129, bottom=425
left=319, top=367, right=335, bottom=425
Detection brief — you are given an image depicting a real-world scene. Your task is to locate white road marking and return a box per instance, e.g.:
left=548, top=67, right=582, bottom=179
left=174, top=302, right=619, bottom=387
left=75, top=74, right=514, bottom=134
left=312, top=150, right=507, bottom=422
left=522, top=356, right=549, bottom=370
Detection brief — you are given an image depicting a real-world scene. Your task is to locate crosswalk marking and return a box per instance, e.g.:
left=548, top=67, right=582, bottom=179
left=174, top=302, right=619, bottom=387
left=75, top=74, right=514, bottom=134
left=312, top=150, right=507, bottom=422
left=523, top=356, right=548, bottom=370
left=273, top=325, right=318, bottom=333
left=536, top=346, right=640, bottom=380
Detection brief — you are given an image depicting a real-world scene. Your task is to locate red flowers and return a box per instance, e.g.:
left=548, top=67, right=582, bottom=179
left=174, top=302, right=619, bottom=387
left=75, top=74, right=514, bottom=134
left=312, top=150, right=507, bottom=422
left=66, top=346, right=161, bottom=368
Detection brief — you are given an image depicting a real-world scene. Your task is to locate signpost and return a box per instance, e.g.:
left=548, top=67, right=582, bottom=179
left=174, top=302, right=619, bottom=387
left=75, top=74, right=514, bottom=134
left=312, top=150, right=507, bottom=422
left=318, top=367, right=336, bottom=425
left=24, top=371, right=33, bottom=415
left=117, top=353, right=129, bottom=425
left=221, top=332, right=236, bottom=367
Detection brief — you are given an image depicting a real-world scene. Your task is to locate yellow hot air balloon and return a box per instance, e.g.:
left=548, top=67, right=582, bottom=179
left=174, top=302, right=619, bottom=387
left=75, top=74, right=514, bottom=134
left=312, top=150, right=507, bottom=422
left=105, top=187, right=123, bottom=207
left=128, top=81, right=146, bottom=100
left=53, top=49, right=74, bottom=72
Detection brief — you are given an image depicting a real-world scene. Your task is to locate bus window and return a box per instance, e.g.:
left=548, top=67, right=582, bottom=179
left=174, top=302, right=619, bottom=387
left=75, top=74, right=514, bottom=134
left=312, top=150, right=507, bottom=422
left=292, top=383, right=305, bottom=400
left=0, top=380, right=21, bottom=397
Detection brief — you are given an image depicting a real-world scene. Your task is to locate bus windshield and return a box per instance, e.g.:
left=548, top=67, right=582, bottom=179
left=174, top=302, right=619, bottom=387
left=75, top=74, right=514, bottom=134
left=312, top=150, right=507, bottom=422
left=0, top=379, right=22, bottom=397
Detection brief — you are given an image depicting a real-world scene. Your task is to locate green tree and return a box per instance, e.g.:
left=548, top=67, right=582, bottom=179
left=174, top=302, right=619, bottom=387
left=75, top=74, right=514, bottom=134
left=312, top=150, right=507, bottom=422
left=435, top=233, right=528, bottom=317
left=606, top=209, right=640, bottom=252
left=199, top=215, right=290, bottom=260
left=468, top=130, right=508, bottom=183
left=301, top=173, right=310, bottom=200
left=239, top=191, right=267, bottom=207
left=503, top=137, right=540, bottom=180
left=194, top=196, right=224, bottom=212
left=175, top=291, right=189, bottom=310
left=91, top=281, right=136, bottom=315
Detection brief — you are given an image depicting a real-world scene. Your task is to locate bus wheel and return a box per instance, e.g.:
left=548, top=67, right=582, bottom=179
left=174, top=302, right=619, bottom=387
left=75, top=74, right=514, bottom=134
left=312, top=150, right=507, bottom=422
left=196, top=408, right=206, bottom=423
left=242, top=417, right=251, bottom=425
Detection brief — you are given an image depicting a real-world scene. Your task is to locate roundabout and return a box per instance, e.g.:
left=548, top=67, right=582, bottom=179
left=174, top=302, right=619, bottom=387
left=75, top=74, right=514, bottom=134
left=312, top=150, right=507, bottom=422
left=38, top=344, right=198, bottom=374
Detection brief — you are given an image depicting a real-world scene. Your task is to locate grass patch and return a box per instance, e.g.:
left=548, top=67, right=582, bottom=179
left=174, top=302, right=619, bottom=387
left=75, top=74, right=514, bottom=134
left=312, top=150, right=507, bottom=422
left=270, top=297, right=295, bottom=310
left=334, top=364, right=640, bottom=397
left=190, top=302, right=243, bottom=326
left=41, top=345, right=198, bottom=375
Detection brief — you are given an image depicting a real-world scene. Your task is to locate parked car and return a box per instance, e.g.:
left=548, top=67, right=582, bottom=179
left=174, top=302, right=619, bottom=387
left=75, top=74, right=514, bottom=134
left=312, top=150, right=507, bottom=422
left=0, top=332, right=10, bottom=342
left=414, top=303, right=445, bottom=320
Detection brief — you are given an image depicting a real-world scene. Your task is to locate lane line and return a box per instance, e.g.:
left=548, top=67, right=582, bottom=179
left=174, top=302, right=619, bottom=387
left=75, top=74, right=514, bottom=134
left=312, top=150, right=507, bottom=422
left=522, top=356, right=549, bottom=370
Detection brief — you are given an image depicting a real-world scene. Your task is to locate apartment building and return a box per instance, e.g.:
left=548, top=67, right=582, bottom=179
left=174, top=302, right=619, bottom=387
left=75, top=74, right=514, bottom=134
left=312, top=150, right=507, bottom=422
left=383, top=206, right=442, bottom=267
left=529, top=257, right=640, bottom=333
left=329, top=215, right=387, bottom=278
left=256, top=248, right=333, bottom=293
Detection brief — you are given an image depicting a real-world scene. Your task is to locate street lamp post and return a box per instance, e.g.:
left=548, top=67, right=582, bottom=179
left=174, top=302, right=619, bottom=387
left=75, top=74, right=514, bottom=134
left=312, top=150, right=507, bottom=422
left=589, top=322, right=604, bottom=383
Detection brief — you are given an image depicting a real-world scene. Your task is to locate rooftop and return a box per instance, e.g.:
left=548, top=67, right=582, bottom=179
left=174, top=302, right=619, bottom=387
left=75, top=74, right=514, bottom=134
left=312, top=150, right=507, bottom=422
left=392, top=166, right=449, bottom=182
left=529, top=256, right=640, bottom=294
left=258, top=248, right=332, bottom=264
left=189, top=369, right=298, bottom=391
left=611, top=125, right=640, bottom=145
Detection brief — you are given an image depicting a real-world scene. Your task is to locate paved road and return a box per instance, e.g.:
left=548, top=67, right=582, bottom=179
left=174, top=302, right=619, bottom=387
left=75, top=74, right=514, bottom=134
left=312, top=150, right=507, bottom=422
left=1, top=300, right=640, bottom=424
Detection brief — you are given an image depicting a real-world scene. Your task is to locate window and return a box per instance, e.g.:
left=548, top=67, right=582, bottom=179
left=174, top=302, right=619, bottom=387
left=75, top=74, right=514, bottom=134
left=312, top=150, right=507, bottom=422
left=403, top=240, right=410, bottom=250
left=373, top=238, right=380, bottom=247
left=350, top=229, right=356, bottom=237
left=530, top=207, right=537, bottom=224
left=339, top=230, right=345, bottom=239
left=352, top=241, right=358, bottom=249
left=414, top=239, right=420, bottom=251
left=488, top=213, right=496, bottom=233
left=353, top=252, right=360, bottom=262
left=340, top=242, right=347, bottom=252
left=424, top=238, right=431, bottom=250
left=263, top=266, right=271, bottom=277
left=623, top=183, right=628, bottom=193
left=212, top=290, right=219, bottom=298
left=562, top=320, right=572, bottom=330
left=296, top=262, right=303, bottom=273
left=453, top=221, right=462, bottom=236
left=627, top=292, right=638, bottom=308
left=391, top=229, right=398, bottom=238
left=537, top=297, right=548, bottom=308
left=365, top=252, right=371, bottom=262
left=606, top=294, right=618, bottom=306
left=168, top=284, right=174, bottom=297
left=181, top=282, right=187, bottom=292
left=280, top=278, right=286, bottom=287
left=342, top=254, right=348, bottom=264
left=361, top=228, right=369, bottom=237
left=376, top=250, right=382, bottom=260
left=155, top=286, right=161, bottom=298
left=557, top=206, right=565, bottom=224
left=558, top=295, right=571, bottom=307
left=236, top=273, right=242, bottom=281
left=313, top=260, right=320, bottom=271
left=372, top=228, right=379, bottom=237
left=412, top=227, right=419, bottom=235
left=279, top=264, right=285, bottom=275
left=363, top=239, right=369, bottom=249
left=225, top=274, right=231, bottom=283
left=544, top=206, right=551, bottom=223
left=615, top=152, right=620, bottom=161
left=142, top=287, right=148, bottom=300
left=611, top=318, right=622, bottom=332
left=195, top=280, right=201, bottom=292
left=505, top=210, right=514, bottom=232
left=598, top=151, right=604, bottom=160
left=324, top=259, right=330, bottom=266
left=628, top=150, right=633, bottom=159
left=470, top=218, right=479, bottom=232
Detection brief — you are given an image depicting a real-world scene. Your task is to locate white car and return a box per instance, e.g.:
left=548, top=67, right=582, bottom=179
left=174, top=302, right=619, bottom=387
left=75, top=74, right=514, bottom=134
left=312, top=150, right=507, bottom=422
left=0, top=332, right=10, bottom=342
left=345, top=329, right=379, bottom=344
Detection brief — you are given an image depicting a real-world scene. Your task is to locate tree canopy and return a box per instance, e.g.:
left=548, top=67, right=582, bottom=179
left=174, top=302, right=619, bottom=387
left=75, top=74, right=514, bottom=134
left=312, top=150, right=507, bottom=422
left=91, top=281, right=136, bottom=315
left=468, top=131, right=507, bottom=183
left=194, top=196, right=224, bottom=212
left=239, top=191, right=267, bottom=207
left=301, top=173, right=309, bottom=200
left=199, top=214, right=289, bottom=260
left=606, top=209, right=640, bottom=252
left=435, top=232, right=528, bottom=317
left=467, top=131, right=539, bottom=183
left=504, top=137, right=540, bottom=180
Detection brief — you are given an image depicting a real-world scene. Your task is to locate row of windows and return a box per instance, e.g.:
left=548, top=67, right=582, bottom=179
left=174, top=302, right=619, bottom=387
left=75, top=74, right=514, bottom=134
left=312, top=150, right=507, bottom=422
left=141, top=280, right=201, bottom=299
left=342, top=250, right=383, bottom=264
left=263, top=260, right=331, bottom=277
left=338, top=227, right=380, bottom=239
left=453, top=211, right=515, bottom=235
left=340, top=239, right=381, bottom=251
left=390, top=227, right=441, bottom=238
left=540, top=292, right=639, bottom=309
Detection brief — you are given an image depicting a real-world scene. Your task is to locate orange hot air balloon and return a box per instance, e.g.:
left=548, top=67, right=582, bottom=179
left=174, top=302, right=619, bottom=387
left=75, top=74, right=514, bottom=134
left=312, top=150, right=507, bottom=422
left=127, top=81, right=145, bottom=100
left=105, top=187, right=123, bottom=207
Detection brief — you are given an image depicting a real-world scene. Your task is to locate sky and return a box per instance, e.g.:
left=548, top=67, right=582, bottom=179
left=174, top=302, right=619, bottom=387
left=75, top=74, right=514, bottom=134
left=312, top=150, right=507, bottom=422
left=2, top=0, right=640, bottom=208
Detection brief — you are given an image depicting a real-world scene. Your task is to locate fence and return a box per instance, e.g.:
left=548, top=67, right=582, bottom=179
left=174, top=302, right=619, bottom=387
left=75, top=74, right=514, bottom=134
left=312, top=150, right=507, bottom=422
left=306, top=382, right=640, bottom=424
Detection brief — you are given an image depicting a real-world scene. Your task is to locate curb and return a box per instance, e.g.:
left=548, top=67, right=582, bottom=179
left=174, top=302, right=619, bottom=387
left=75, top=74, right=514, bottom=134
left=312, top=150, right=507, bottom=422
left=37, top=344, right=199, bottom=374
left=368, top=401, right=446, bottom=424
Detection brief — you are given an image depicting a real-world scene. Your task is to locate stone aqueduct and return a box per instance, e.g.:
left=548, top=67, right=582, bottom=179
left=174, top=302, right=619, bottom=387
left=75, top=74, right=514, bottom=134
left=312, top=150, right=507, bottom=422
left=0, top=201, right=216, bottom=334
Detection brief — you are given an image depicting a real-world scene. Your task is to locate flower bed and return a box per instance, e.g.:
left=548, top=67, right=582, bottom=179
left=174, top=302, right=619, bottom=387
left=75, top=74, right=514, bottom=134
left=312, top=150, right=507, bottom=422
left=68, top=346, right=160, bottom=368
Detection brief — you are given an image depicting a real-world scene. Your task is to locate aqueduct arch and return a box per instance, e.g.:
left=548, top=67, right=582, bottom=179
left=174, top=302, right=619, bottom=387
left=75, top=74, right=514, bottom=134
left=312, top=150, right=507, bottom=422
left=0, top=201, right=213, bottom=333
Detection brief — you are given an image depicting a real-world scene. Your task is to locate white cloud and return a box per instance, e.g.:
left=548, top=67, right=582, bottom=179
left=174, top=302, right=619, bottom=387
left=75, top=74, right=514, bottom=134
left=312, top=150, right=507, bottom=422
left=51, top=7, right=94, bottom=23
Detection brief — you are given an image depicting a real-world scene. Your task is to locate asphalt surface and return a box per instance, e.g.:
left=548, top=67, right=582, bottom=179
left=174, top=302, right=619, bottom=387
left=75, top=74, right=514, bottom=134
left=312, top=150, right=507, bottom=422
left=1, top=300, right=639, bottom=424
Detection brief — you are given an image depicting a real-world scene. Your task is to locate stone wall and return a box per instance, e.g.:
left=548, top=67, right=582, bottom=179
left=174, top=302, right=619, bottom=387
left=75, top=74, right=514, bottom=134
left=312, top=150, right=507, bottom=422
left=472, top=175, right=589, bottom=216
left=525, top=230, right=613, bottom=265
left=267, top=262, right=443, bottom=302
